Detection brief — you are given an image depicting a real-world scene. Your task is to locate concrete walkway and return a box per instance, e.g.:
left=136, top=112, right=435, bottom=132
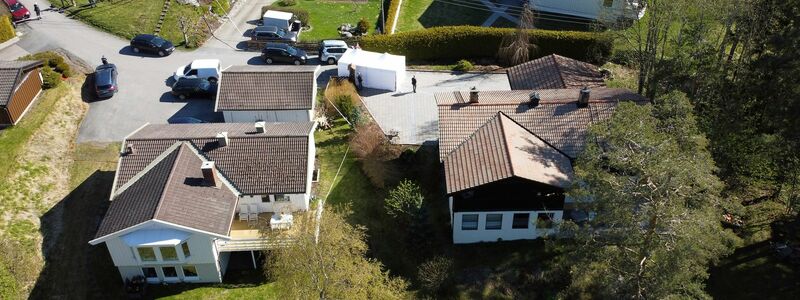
left=360, top=71, right=510, bottom=145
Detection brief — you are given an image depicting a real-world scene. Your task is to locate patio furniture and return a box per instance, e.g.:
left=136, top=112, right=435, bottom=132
left=247, top=204, right=259, bottom=224
left=270, top=213, right=294, bottom=230
left=238, top=204, right=249, bottom=221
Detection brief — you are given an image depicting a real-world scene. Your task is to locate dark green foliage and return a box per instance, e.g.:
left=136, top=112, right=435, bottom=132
left=0, top=16, right=14, bottom=43
left=360, top=26, right=612, bottom=64
left=452, top=59, right=474, bottom=72
left=277, top=0, right=296, bottom=7
left=356, top=18, right=369, bottom=36
left=261, top=5, right=309, bottom=25
left=40, top=66, right=62, bottom=89
left=334, top=94, right=360, bottom=124
left=210, top=0, right=230, bottom=15
left=20, top=52, right=72, bottom=78
left=384, top=179, right=424, bottom=224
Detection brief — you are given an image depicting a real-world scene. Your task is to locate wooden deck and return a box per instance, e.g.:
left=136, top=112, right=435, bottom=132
left=229, top=213, right=273, bottom=240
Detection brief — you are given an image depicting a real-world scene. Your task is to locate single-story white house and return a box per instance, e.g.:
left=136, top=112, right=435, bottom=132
left=215, top=65, right=320, bottom=123
left=90, top=122, right=317, bottom=284
left=337, top=49, right=406, bottom=92
left=531, top=0, right=646, bottom=22
left=436, top=88, right=647, bottom=244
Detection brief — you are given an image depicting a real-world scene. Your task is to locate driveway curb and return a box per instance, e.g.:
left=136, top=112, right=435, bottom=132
left=0, top=36, right=20, bottom=51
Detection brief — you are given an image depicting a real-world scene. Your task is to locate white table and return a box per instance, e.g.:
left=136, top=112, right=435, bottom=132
left=270, top=213, right=294, bottom=230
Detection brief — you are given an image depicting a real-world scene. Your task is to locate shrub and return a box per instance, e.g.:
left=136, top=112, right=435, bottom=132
left=0, top=16, right=14, bottom=44
left=360, top=26, right=613, bottom=64
left=385, top=179, right=424, bottom=223
left=20, top=51, right=72, bottom=78
left=356, top=18, right=370, bottom=36
left=277, top=0, right=296, bottom=6
left=210, top=0, right=230, bottom=16
left=40, top=66, right=62, bottom=89
left=350, top=122, right=400, bottom=188
left=261, top=5, right=309, bottom=26
left=334, top=94, right=360, bottom=124
left=417, top=256, right=454, bottom=295
left=383, top=0, right=401, bottom=34
left=452, top=59, right=474, bottom=72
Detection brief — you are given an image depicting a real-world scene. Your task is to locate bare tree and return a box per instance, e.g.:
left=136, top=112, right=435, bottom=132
left=497, top=3, right=536, bottom=66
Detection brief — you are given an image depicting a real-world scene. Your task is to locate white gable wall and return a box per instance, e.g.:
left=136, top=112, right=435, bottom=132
left=451, top=206, right=563, bottom=244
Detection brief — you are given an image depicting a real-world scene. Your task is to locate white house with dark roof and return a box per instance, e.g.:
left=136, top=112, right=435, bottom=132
left=215, top=65, right=320, bottom=123
left=90, top=122, right=317, bottom=284
left=436, top=88, right=647, bottom=244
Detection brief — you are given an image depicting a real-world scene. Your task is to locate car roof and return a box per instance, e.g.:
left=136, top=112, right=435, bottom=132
left=95, top=66, right=115, bottom=84
left=255, top=26, right=279, bottom=33
left=175, top=77, right=208, bottom=86
left=189, top=59, right=221, bottom=69
left=265, top=42, right=290, bottom=49
left=322, top=40, right=347, bottom=47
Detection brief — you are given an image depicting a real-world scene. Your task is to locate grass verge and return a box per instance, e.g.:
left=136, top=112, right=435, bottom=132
left=395, top=0, right=489, bottom=32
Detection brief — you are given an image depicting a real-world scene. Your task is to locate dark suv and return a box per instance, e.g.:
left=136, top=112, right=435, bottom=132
left=251, top=26, right=297, bottom=43
left=261, top=43, right=307, bottom=65
left=130, top=34, right=175, bottom=57
left=94, top=64, right=118, bottom=99
left=171, top=78, right=215, bottom=100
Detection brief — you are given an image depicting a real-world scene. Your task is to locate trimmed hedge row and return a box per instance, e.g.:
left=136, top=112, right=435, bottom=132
left=261, top=5, right=310, bottom=26
left=360, top=26, right=613, bottom=64
left=384, top=0, right=401, bottom=34
left=0, top=16, right=15, bottom=44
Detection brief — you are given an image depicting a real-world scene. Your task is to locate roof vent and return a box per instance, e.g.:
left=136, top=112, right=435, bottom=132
left=216, top=132, right=229, bottom=147
left=124, top=144, right=135, bottom=155
left=529, top=92, right=540, bottom=108
left=577, top=87, right=591, bottom=108
left=469, top=87, right=478, bottom=103
left=255, top=121, right=266, bottom=133
left=201, top=161, right=220, bottom=188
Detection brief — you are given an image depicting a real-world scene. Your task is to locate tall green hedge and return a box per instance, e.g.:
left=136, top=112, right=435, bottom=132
left=0, top=16, right=15, bottom=44
left=361, top=26, right=613, bottom=64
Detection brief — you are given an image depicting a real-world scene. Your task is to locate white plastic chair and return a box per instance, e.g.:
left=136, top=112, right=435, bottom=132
left=238, top=204, right=249, bottom=221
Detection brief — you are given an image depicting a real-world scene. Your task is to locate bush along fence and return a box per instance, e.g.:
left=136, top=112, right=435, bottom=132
left=0, top=16, right=15, bottom=44
left=360, top=26, right=613, bottom=64
left=383, top=0, right=401, bottom=34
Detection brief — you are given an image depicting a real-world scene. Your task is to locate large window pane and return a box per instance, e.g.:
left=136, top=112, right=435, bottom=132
left=162, top=267, right=178, bottom=278
left=182, top=266, right=198, bottom=278
left=485, top=214, right=503, bottom=230
left=512, top=213, right=530, bottom=229
left=137, top=247, right=156, bottom=261
left=160, top=246, right=178, bottom=261
left=461, top=214, right=478, bottom=230
left=181, top=242, right=191, bottom=258
left=142, top=267, right=157, bottom=279
left=536, top=213, right=555, bottom=229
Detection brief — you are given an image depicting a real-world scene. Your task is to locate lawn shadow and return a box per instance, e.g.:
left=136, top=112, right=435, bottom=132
left=417, top=0, right=490, bottom=28
left=31, top=170, right=123, bottom=299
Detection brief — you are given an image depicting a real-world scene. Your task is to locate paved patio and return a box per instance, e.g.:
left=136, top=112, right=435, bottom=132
left=359, top=71, right=511, bottom=145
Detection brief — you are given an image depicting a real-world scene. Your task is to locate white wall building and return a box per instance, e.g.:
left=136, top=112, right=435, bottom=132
left=90, top=122, right=317, bottom=284
left=337, top=49, right=406, bottom=92
left=531, top=0, right=645, bottom=22
left=215, top=65, right=319, bottom=123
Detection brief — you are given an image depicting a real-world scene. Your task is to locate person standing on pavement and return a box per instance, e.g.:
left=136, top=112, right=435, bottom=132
left=357, top=73, right=363, bottom=91
left=411, top=75, right=417, bottom=93
left=33, top=3, right=41, bottom=19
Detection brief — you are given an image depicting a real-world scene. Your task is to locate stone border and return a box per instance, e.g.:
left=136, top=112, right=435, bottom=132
left=0, top=36, right=20, bottom=51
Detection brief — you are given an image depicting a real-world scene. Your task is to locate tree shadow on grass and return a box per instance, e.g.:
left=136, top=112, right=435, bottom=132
left=31, top=170, right=123, bottom=299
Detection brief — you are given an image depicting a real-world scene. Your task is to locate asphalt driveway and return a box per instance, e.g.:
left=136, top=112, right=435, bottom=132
left=360, top=71, right=510, bottom=145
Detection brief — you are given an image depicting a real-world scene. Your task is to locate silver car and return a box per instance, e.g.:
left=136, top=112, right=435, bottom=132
left=318, top=40, right=348, bottom=65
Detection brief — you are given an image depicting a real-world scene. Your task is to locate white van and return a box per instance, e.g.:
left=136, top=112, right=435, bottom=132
left=174, top=59, right=222, bottom=83
left=262, top=10, right=302, bottom=36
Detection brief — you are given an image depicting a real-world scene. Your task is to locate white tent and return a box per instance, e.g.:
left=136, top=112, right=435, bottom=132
left=337, top=49, right=406, bottom=91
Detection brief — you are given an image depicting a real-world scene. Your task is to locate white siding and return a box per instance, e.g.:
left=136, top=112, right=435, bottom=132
left=100, top=221, right=225, bottom=283
left=529, top=0, right=643, bottom=21
left=452, top=210, right=563, bottom=244
left=223, top=110, right=312, bottom=123
left=237, top=193, right=310, bottom=213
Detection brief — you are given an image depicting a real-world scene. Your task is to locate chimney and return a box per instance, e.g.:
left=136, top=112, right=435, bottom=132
left=255, top=121, right=266, bottom=133
left=529, top=92, right=540, bottom=108
left=125, top=143, right=135, bottom=155
left=469, top=86, right=478, bottom=103
left=577, top=87, right=591, bottom=108
left=201, top=161, right=220, bottom=188
left=216, top=132, right=229, bottom=147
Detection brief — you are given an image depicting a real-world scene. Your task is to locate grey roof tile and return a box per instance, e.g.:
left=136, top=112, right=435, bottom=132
left=216, top=65, right=318, bottom=111
left=506, top=54, right=605, bottom=90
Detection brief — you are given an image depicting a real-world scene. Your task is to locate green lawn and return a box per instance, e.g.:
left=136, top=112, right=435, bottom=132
left=293, top=0, right=381, bottom=41
left=60, top=0, right=214, bottom=48
left=395, top=0, right=490, bottom=32
left=151, top=283, right=279, bottom=299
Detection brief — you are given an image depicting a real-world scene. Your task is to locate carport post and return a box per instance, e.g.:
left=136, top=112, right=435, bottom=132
left=251, top=250, right=256, bottom=269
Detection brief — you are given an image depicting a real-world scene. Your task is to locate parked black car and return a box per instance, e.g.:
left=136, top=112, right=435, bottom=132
left=95, top=63, right=118, bottom=98
left=171, top=77, right=215, bottom=100
left=251, top=26, right=297, bottom=43
left=130, top=34, right=175, bottom=57
left=261, top=43, right=307, bottom=65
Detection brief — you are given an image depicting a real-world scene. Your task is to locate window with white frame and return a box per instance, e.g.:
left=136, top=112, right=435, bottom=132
left=160, top=246, right=179, bottom=261
left=181, top=241, right=191, bottom=259
left=274, top=194, right=289, bottom=202
left=261, top=195, right=270, bottom=203
left=137, top=247, right=157, bottom=261
left=142, top=267, right=158, bottom=282
left=536, top=213, right=555, bottom=229
left=461, top=214, right=478, bottom=230
left=512, top=213, right=530, bottom=229
left=162, top=266, right=178, bottom=280
left=485, top=214, right=503, bottom=230
left=182, top=265, right=199, bottom=280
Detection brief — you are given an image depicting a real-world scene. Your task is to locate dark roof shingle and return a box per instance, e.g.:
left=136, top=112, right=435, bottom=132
left=117, top=122, right=314, bottom=196
left=96, top=143, right=239, bottom=239
left=506, top=54, right=605, bottom=90
left=216, top=65, right=318, bottom=111
left=0, top=60, right=44, bottom=106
